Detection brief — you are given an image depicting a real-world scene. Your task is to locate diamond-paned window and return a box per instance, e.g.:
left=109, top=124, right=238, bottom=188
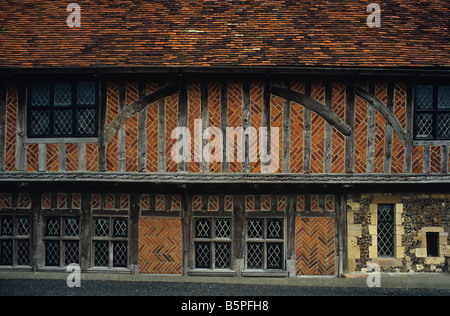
left=95, top=218, right=110, bottom=237
left=65, top=218, right=79, bottom=237
left=30, top=110, right=50, bottom=136
left=247, top=219, right=263, bottom=239
left=437, top=114, right=450, bottom=138
left=17, top=240, right=30, bottom=266
left=31, top=82, right=50, bottom=107
left=28, top=80, right=98, bottom=138
left=45, top=240, right=60, bottom=266
left=94, top=241, right=109, bottom=267
left=195, top=243, right=211, bottom=268
left=193, top=218, right=232, bottom=270
left=195, top=219, right=211, bottom=238
left=43, top=216, right=80, bottom=267
left=215, top=219, right=231, bottom=239
left=0, top=215, right=31, bottom=266
left=415, top=84, right=450, bottom=140
left=214, top=243, right=231, bottom=269
left=64, top=240, right=80, bottom=266
left=92, top=216, right=129, bottom=269
left=113, top=218, right=128, bottom=238
left=77, top=81, right=96, bottom=106
left=377, top=204, right=395, bottom=257
left=54, top=110, right=73, bottom=135
left=267, top=243, right=283, bottom=269
left=113, top=242, right=128, bottom=267
left=54, top=82, right=72, bottom=107
left=247, top=242, right=263, bottom=269
left=246, top=218, right=285, bottom=270
left=438, top=86, right=450, bottom=109
left=76, top=109, right=96, bottom=135
left=1, top=217, right=13, bottom=236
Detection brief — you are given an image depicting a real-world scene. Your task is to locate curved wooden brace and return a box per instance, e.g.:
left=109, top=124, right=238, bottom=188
left=354, top=85, right=406, bottom=144
left=270, top=85, right=352, bottom=136
left=105, top=84, right=179, bottom=144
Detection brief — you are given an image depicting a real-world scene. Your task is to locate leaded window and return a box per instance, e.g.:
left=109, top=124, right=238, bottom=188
left=194, top=218, right=232, bottom=270
left=28, top=80, right=98, bottom=138
left=377, top=204, right=395, bottom=258
left=414, top=84, right=450, bottom=140
left=0, top=215, right=31, bottom=266
left=92, top=217, right=128, bottom=268
left=246, top=218, right=284, bottom=270
left=43, top=217, right=80, bottom=267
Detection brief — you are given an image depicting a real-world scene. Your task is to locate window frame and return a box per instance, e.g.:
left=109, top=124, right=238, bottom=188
left=42, top=216, right=81, bottom=268
left=27, top=79, right=99, bottom=139
left=192, top=217, right=233, bottom=271
left=0, top=213, right=32, bottom=268
left=414, top=83, right=450, bottom=141
left=91, top=216, right=129, bottom=270
left=377, top=204, right=396, bottom=258
left=244, top=217, right=286, bottom=271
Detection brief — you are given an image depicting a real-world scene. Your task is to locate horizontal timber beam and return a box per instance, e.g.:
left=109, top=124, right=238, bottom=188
left=1, top=172, right=450, bottom=185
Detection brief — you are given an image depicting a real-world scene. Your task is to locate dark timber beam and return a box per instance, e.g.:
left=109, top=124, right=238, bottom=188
left=270, top=85, right=352, bottom=137
left=354, top=85, right=407, bottom=144
left=105, top=84, right=179, bottom=144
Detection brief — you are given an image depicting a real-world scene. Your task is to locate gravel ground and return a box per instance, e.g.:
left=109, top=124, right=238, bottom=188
left=0, top=279, right=449, bottom=296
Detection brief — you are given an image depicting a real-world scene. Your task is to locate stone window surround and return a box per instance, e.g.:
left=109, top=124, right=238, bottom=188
left=368, top=202, right=405, bottom=266
left=414, top=227, right=449, bottom=266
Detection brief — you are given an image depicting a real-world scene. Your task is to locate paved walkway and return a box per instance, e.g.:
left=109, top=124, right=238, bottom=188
left=1, top=271, right=449, bottom=289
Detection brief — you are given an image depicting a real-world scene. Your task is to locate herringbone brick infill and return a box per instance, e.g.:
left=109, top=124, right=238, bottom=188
left=139, top=217, right=182, bottom=274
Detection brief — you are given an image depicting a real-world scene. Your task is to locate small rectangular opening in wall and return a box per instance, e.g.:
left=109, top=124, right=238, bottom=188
left=426, top=232, right=439, bottom=257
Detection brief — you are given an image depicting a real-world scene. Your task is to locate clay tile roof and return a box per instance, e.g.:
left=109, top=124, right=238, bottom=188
left=0, top=0, right=449, bottom=69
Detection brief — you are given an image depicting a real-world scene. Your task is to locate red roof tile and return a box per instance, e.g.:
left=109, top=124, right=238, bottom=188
left=0, top=0, right=449, bottom=69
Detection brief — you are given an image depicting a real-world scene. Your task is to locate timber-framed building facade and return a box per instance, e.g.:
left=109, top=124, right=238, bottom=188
left=0, top=0, right=449, bottom=277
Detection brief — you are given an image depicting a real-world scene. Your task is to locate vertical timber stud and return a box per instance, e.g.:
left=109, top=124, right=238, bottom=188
left=324, top=81, right=332, bottom=174
left=242, top=80, right=251, bottom=173
left=80, top=193, right=92, bottom=272
left=16, top=83, right=26, bottom=171
left=404, top=82, right=413, bottom=173
left=98, top=79, right=107, bottom=172
left=282, top=80, right=291, bottom=173
left=0, top=79, right=6, bottom=171
left=336, top=193, right=347, bottom=277
left=58, top=143, right=66, bottom=172
left=442, top=145, right=448, bottom=174
left=262, top=79, right=271, bottom=173
left=182, top=190, right=191, bottom=276
left=30, top=192, right=41, bottom=271
left=233, top=195, right=245, bottom=276
left=137, top=81, right=147, bottom=173
left=345, top=81, right=355, bottom=174
left=78, top=143, right=86, bottom=172
left=158, top=80, right=166, bottom=173
left=303, top=81, right=312, bottom=174
left=129, top=194, right=140, bottom=274
left=384, top=81, right=394, bottom=173
left=221, top=80, right=229, bottom=173
left=200, top=80, right=209, bottom=173
left=367, top=82, right=376, bottom=174
left=286, top=195, right=296, bottom=277
left=118, top=81, right=126, bottom=172
left=178, top=78, right=188, bottom=172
